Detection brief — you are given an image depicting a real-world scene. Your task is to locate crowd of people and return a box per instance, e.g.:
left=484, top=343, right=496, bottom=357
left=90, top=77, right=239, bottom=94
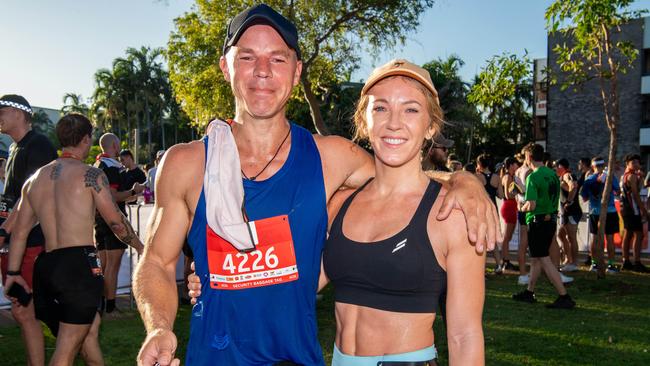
left=423, top=137, right=649, bottom=311
left=0, top=3, right=647, bottom=366
left=428, top=140, right=650, bottom=274
left=0, top=94, right=166, bottom=364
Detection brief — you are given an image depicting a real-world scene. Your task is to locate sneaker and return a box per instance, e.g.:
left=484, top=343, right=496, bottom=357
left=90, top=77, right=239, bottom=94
left=494, top=265, right=503, bottom=275
left=583, top=256, right=593, bottom=267
left=632, top=262, right=649, bottom=273
left=546, top=294, right=576, bottom=309
left=606, top=264, right=619, bottom=274
left=561, top=263, right=578, bottom=272
left=517, top=274, right=530, bottom=285
left=590, top=263, right=598, bottom=272
left=513, top=289, right=537, bottom=303
left=560, top=273, right=574, bottom=284
left=621, top=260, right=634, bottom=271
left=503, top=260, right=519, bottom=271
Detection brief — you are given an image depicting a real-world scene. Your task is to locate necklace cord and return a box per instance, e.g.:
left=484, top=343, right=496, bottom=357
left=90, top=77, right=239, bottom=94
left=241, top=126, right=291, bottom=181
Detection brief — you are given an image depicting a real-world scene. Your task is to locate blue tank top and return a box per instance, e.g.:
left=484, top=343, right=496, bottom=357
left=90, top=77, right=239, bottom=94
left=185, top=123, right=327, bottom=365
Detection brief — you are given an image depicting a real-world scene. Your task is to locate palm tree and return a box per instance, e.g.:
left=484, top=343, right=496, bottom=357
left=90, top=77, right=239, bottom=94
left=61, top=93, right=89, bottom=115
left=86, top=46, right=180, bottom=161
left=125, top=46, right=166, bottom=152
left=91, top=68, right=122, bottom=135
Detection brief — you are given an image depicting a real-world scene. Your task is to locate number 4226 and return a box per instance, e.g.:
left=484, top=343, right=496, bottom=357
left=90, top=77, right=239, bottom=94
left=222, top=247, right=280, bottom=274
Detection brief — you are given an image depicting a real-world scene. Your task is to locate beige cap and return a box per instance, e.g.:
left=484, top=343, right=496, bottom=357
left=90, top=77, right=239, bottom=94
left=361, top=59, right=439, bottom=104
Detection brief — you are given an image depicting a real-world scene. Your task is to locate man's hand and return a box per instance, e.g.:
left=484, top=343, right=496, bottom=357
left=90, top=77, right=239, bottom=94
left=187, top=262, right=202, bottom=305
left=436, top=171, right=501, bottom=252
left=132, top=182, right=146, bottom=195
left=137, top=328, right=180, bottom=366
left=3, top=274, right=31, bottom=306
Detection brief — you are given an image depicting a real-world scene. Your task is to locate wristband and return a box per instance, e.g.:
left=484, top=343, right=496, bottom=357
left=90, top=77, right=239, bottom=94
left=6, top=270, right=21, bottom=276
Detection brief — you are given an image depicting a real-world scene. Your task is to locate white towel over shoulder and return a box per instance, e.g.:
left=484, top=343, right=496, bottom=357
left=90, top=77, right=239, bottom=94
left=204, top=119, right=256, bottom=251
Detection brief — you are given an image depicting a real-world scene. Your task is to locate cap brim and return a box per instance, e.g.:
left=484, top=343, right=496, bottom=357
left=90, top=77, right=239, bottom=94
left=225, top=15, right=300, bottom=59
left=362, top=69, right=438, bottom=101
left=434, top=139, right=454, bottom=148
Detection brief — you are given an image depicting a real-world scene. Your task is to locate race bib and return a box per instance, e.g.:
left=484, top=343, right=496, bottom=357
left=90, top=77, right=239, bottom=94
left=207, top=215, right=299, bottom=290
left=0, top=196, right=14, bottom=220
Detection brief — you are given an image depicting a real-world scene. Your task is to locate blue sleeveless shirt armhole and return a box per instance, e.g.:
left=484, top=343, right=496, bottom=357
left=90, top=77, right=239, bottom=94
left=185, top=123, right=327, bottom=366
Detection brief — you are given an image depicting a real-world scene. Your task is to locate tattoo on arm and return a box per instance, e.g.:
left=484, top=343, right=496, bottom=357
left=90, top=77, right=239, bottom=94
left=84, top=168, right=109, bottom=193
left=50, top=163, right=62, bottom=180
left=110, top=209, right=141, bottom=249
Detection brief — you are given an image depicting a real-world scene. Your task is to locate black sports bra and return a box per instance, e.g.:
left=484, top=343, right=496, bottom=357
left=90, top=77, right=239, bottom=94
left=323, top=179, right=447, bottom=313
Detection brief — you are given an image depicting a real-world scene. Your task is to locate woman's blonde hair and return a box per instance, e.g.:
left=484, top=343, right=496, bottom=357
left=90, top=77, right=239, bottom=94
left=352, top=75, right=444, bottom=142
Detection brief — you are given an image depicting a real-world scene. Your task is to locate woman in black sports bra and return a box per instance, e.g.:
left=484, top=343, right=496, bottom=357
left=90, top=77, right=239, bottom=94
left=319, top=60, right=485, bottom=365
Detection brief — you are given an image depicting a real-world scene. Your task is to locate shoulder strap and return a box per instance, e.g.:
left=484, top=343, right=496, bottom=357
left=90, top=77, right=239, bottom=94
left=410, top=180, right=442, bottom=228
left=202, top=135, right=208, bottom=166
left=329, top=178, right=374, bottom=234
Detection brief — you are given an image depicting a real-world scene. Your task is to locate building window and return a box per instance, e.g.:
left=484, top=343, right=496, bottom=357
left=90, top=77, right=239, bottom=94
left=643, top=96, right=650, bottom=126
left=644, top=49, right=650, bottom=76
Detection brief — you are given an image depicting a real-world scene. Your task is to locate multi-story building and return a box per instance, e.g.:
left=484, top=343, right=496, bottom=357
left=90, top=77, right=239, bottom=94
left=539, top=17, right=649, bottom=167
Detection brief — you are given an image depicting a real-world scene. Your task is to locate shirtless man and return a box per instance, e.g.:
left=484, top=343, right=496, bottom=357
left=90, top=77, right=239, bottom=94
left=95, top=133, right=145, bottom=313
left=134, top=4, right=499, bottom=365
left=4, top=114, right=144, bottom=366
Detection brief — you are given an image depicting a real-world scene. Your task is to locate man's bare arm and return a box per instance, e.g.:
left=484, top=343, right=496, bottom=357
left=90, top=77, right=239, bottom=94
left=565, top=174, right=578, bottom=202
left=6, top=181, right=38, bottom=276
left=0, top=198, right=20, bottom=236
left=134, top=144, right=199, bottom=366
left=315, top=135, right=374, bottom=195
left=88, top=167, right=144, bottom=253
left=521, top=200, right=536, bottom=212
left=428, top=170, right=501, bottom=251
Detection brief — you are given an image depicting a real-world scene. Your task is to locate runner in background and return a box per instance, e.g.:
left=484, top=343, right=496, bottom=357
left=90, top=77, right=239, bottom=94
left=0, top=94, right=57, bottom=365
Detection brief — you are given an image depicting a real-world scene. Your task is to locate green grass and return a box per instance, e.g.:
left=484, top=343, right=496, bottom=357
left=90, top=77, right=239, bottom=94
left=1, top=269, right=649, bottom=365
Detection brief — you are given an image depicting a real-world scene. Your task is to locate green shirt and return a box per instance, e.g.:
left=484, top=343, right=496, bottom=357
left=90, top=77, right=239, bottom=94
left=525, top=165, right=560, bottom=224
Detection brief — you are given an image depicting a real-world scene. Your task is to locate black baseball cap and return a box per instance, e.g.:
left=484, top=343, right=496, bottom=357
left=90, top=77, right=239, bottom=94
left=0, top=94, right=32, bottom=114
left=223, top=4, right=301, bottom=60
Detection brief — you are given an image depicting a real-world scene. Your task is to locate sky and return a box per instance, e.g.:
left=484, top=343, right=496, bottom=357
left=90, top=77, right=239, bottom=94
left=0, top=0, right=646, bottom=110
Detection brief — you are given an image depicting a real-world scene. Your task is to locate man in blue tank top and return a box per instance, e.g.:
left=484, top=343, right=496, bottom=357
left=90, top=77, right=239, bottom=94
left=134, top=4, right=501, bottom=366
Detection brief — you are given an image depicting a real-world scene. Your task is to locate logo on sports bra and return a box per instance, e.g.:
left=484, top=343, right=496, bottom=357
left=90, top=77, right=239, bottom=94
left=391, top=238, right=407, bottom=253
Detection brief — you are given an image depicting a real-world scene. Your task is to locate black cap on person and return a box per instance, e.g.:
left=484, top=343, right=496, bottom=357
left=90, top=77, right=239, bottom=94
left=223, top=3, right=301, bottom=60
left=0, top=94, right=32, bottom=114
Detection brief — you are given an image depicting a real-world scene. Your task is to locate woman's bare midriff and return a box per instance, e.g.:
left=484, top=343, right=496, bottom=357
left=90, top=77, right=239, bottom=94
left=334, top=302, right=435, bottom=356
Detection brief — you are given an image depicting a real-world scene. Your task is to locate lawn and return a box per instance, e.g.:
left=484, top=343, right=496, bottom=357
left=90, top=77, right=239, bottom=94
left=0, top=268, right=648, bottom=365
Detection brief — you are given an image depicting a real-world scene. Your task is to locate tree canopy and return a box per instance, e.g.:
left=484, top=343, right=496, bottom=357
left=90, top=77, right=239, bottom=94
left=468, top=52, right=533, bottom=161
left=87, top=46, right=193, bottom=161
left=167, top=0, right=436, bottom=134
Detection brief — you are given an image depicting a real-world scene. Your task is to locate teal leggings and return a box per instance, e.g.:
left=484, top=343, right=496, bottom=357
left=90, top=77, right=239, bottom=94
left=332, top=343, right=437, bottom=366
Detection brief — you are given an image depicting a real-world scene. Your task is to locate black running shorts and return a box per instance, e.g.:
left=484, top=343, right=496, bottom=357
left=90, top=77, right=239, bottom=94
left=588, top=212, right=620, bottom=235
left=518, top=211, right=527, bottom=226
left=33, top=246, right=103, bottom=335
left=527, top=220, right=556, bottom=258
left=561, top=212, right=582, bottom=226
left=622, top=214, right=643, bottom=232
